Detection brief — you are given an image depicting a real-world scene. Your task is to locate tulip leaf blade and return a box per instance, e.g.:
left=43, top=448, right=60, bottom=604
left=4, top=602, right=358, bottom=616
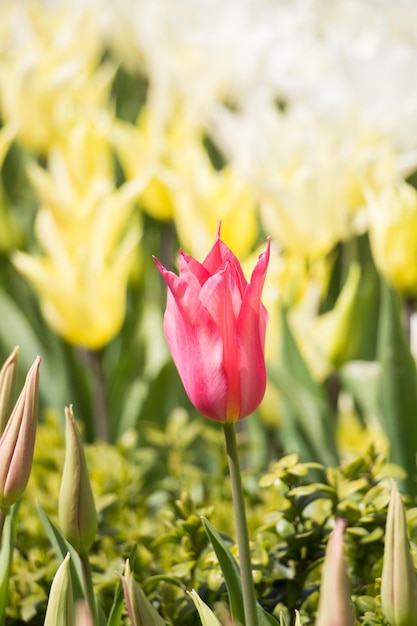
left=36, top=502, right=84, bottom=602
left=375, top=280, right=417, bottom=496
left=0, top=503, right=19, bottom=625
left=268, top=308, right=338, bottom=466
left=106, top=580, right=125, bottom=626
left=188, top=589, right=222, bottom=626
left=202, top=518, right=279, bottom=625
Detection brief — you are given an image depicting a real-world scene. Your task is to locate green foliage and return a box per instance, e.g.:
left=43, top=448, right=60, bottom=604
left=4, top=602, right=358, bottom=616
left=4, top=410, right=411, bottom=625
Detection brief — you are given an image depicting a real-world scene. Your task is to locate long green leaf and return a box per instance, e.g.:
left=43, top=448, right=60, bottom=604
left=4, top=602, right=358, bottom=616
left=188, top=589, right=222, bottom=626
left=0, top=503, right=19, bottom=626
left=202, top=518, right=278, bottom=626
left=106, top=581, right=125, bottom=626
left=268, top=309, right=338, bottom=466
left=375, top=280, right=417, bottom=496
left=0, top=286, right=66, bottom=408
left=37, top=504, right=107, bottom=625
left=36, top=503, right=84, bottom=602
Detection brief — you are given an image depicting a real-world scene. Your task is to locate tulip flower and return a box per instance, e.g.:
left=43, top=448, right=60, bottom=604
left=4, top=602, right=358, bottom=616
left=155, top=230, right=270, bottom=626
left=154, top=228, right=270, bottom=423
left=0, top=2, right=113, bottom=153
left=316, top=519, right=355, bottom=626
left=121, top=560, right=165, bottom=626
left=44, top=554, right=74, bottom=626
left=0, top=347, right=19, bottom=437
left=0, top=356, right=40, bottom=511
left=59, top=406, right=97, bottom=554
left=368, top=181, right=417, bottom=295
left=381, top=482, right=417, bottom=626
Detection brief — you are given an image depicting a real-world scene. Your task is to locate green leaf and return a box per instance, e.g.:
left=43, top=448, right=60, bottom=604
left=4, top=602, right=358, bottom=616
left=0, top=286, right=65, bottom=408
left=36, top=503, right=84, bottom=602
left=375, top=280, right=417, bottom=496
left=0, top=504, right=19, bottom=626
left=37, top=503, right=107, bottom=626
left=106, top=581, right=125, bottom=626
left=202, top=518, right=278, bottom=626
left=188, top=589, right=222, bottom=626
left=268, top=309, right=338, bottom=466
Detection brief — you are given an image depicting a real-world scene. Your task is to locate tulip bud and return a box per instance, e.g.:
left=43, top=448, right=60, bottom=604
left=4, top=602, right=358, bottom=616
left=381, top=482, right=417, bottom=626
left=121, top=560, right=165, bottom=626
left=316, top=518, right=355, bottom=626
left=0, top=347, right=19, bottom=436
left=44, top=553, right=74, bottom=626
left=75, top=600, right=94, bottom=626
left=59, top=406, right=97, bottom=554
left=0, top=356, right=40, bottom=509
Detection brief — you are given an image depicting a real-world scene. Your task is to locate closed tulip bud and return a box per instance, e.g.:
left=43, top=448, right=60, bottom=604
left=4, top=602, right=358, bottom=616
left=75, top=600, right=94, bottom=626
left=121, top=560, right=165, bottom=626
left=381, top=482, right=417, bottom=626
left=316, top=519, right=355, bottom=626
left=154, top=228, right=270, bottom=423
left=59, top=406, right=97, bottom=554
left=0, top=347, right=19, bottom=436
left=0, top=356, right=40, bottom=509
left=44, top=553, right=74, bottom=626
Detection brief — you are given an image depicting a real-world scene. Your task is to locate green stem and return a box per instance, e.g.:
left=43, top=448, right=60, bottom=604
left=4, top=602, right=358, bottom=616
left=223, top=421, right=259, bottom=626
left=79, top=551, right=99, bottom=626
left=0, top=508, right=6, bottom=546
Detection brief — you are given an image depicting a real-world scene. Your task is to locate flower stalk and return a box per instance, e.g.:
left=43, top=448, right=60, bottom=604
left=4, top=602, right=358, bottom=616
left=224, top=421, right=259, bottom=626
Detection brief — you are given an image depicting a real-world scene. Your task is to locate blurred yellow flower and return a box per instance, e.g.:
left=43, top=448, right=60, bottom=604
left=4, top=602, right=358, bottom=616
left=12, top=116, right=144, bottom=349
left=112, top=101, right=193, bottom=221
left=114, top=99, right=259, bottom=258
left=259, top=126, right=395, bottom=260
left=368, top=181, right=417, bottom=295
left=291, top=263, right=361, bottom=380
left=13, top=196, right=140, bottom=350
left=171, top=144, right=258, bottom=260
left=0, top=2, right=113, bottom=153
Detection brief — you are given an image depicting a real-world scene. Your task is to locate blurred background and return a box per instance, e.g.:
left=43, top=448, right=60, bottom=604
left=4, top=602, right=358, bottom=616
left=1, top=0, right=417, bottom=484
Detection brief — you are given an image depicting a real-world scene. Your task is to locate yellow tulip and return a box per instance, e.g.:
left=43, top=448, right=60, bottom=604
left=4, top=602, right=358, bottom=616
left=368, top=181, right=417, bottom=295
left=12, top=109, right=145, bottom=349
left=291, top=263, right=361, bottom=380
left=114, top=98, right=259, bottom=258
left=254, top=116, right=396, bottom=260
left=171, top=143, right=258, bottom=260
left=0, top=2, right=113, bottom=153
left=13, top=207, right=140, bottom=349
left=112, top=101, right=196, bottom=221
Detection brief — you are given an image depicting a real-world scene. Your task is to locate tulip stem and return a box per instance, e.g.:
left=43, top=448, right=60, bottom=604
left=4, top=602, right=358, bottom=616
left=79, top=551, right=99, bottom=626
left=223, top=422, right=259, bottom=626
left=0, top=509, right=6, bottom=545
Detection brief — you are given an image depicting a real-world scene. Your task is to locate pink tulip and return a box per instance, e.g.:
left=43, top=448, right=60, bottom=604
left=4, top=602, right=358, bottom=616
left=154, top=229, right=270, bottom=422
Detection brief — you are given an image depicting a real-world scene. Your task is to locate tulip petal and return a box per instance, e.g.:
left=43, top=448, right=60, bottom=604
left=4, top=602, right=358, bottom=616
left=180, top=252, right=211, bottom=286
left=203, top=234, right=247, bottom=289
left=155, top=258, right=228, bottom=421
left=236, top=240, right=270, bottom=418
left=200, top=264, right=243, bottom=420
